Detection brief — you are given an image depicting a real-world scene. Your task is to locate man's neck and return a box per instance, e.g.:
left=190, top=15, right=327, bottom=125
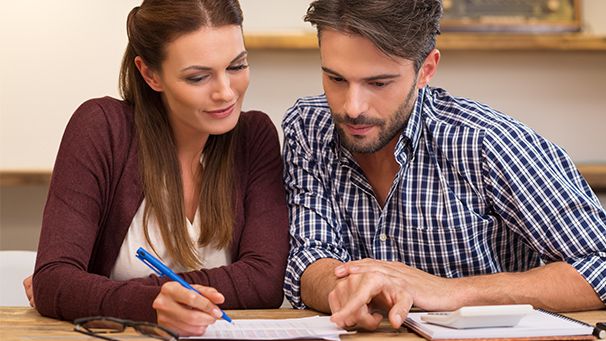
left=351, top=135, right=401, bottom=207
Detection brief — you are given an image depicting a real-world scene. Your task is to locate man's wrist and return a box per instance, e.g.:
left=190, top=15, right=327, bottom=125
left=300, top=258, right=343, bottom=313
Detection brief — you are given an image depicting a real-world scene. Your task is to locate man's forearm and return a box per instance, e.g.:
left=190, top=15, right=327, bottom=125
left=454, top=262, right=604, bottom=312
left=300, top=258, right=344, bottom=312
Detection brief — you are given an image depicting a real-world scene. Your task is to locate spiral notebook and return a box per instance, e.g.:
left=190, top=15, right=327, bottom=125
left=404, top=309, right=595, bottom=340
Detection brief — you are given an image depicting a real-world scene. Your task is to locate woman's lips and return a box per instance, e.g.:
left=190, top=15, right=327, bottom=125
left=206, top=103, right=235, bottom=119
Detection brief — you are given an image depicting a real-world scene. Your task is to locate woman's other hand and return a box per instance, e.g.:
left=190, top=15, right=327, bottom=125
left=23, top=274, right=36, bottom=308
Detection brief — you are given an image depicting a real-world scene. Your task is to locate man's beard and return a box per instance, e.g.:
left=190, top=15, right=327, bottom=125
left=332, top=83, right=418, bottom=154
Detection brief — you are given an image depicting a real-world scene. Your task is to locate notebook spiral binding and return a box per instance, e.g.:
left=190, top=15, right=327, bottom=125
left=535, top=309, right=593, bottom=328
left=536, top=308, right=606, bottom=339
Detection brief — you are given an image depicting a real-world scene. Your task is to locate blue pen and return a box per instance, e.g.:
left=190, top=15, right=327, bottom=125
left=136, top=247, right=233, bottom=323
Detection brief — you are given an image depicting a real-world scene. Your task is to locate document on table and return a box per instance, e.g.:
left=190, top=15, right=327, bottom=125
left=181, top=316, right=354, bottom=340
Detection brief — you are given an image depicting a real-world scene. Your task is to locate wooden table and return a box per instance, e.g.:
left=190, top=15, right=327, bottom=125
left=1, top=306, right=604, bottom=341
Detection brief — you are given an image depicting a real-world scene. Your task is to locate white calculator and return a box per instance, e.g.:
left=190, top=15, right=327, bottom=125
left=420, top=304, right=534, bottom=329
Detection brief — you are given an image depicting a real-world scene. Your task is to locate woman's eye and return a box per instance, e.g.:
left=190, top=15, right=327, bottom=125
left=186, top=76, right=208, bottom=84
left=228, top=64, right=249, bottom=72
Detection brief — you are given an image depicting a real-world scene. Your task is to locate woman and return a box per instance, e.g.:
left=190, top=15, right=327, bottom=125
left=25, top=0, right=289, bottom=336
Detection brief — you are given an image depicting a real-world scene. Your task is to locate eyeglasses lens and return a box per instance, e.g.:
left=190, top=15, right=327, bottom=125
left=81, top=319, right=126, bottom=333
left=75, top=317, right=177, bottom=341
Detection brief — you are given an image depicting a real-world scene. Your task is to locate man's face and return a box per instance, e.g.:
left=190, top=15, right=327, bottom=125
left=320, top=29, right=421, bottom=154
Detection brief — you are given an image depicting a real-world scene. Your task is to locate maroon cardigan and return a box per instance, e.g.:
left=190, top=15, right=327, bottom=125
left=33, top=97, right=289, bottom=322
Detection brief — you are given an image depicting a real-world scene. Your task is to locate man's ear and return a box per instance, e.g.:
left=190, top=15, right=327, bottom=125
left=416, top=49, right=440, bottom=89
left=134, top=56, right=163, bottom=92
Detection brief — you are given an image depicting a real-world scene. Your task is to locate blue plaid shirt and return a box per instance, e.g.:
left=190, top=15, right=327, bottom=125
left=281, top=86, right=606, bottom=309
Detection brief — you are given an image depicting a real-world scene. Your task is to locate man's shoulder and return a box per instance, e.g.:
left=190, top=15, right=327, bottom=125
left=282, top=94, right=334, bottom=144
left=422, top=87, right=550, bottom=160
left=425, top=88, right=503, bottom=127
left=283, top=94, right=330, bottom=124
left=423, top=87, right=535, bottom=137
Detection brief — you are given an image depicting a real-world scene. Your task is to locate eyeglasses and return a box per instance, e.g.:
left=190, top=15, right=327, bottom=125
left=73, top=316, right=179, bottom=341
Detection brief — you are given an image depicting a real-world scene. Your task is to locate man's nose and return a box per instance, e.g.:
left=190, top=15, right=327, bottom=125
left=343, top=85, right=368, bottom=119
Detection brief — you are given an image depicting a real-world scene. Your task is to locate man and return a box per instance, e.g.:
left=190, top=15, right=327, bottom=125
left=281, top=0, right=606, bottom=331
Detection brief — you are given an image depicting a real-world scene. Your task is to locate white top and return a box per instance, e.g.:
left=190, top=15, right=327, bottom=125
left=110, top=198, right=231, bottom=281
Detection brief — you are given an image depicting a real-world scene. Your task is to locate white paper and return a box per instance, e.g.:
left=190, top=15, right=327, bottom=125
left=181, top=316, right=354, bottom=340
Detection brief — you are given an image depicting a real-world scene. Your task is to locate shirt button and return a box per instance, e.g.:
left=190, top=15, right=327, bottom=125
left=379, top=234, right=387, bottom=242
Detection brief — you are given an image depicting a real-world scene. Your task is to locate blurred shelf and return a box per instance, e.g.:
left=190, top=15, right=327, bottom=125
left=0, top=171, right=51, bottom=186
left=245, top=31, right=319, bottom=49
left=244, top=31, right=606, bottom=51
left=437, top=33, right=606, bottom=51
left=1, top=165, right=605, bottom=192
left=577, top=164, right=606, bottom=193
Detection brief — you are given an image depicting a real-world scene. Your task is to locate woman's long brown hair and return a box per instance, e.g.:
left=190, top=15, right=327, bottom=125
left=118, top=0, right=244, bottom=269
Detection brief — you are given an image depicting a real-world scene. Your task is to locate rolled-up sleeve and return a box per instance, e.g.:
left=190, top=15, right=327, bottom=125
left=482, top=123, right=606, bottom=304
left=281, top=101, right=351, bottom=309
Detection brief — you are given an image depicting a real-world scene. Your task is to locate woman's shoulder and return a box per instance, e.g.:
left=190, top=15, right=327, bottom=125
left=239, top=110, right=278, bottom=138
left=62, top=96, right=135, bottom=147
left=237, top=110, right=280, bottom=154
left=73, top=96, right=133, bottom=122
left=240, top=109, right=272, bottom=127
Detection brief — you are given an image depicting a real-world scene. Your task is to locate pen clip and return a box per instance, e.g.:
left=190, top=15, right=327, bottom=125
left=136, top=249, right=165, bottom=278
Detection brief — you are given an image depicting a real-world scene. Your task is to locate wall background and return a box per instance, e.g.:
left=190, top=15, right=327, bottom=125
left=1, top=0, right=605, bottom=250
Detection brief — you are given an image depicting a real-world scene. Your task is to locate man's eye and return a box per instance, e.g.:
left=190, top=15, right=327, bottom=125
left=372, top=81, right=389, bottom=87
left=329, top=76, right=344, bottom=83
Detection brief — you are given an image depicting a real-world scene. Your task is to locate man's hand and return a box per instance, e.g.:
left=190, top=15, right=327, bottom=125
left=328, top=271, right=413, bottom=330
left=302, top=257, right=603, bottom=332
left=23, top=275, right=35, bottom=308
left=301, top=258, right=421, bottom=330
left=335, top=259, right=606, bottom=313
left=153, top=282, right=226, bottom=337
left=334, top=259, right=456, bottom=312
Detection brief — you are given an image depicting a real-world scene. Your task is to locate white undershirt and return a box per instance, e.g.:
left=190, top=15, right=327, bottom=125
left=110, top=199, right=231, bottom=281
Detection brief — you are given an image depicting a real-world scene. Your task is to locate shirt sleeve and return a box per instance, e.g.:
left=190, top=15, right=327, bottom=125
left=281, top=103, right=352, bottom=309
left=482, top=123, right=606, bottom=304
left=34, top=98, right=161, bottom=322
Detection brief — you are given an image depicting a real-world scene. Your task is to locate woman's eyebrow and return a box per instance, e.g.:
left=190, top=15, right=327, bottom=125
left=230, top=51, right=248, bottom=63
left=181, top=51, right=248, bottom=72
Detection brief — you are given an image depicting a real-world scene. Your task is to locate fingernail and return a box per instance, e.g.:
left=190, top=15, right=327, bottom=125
left=393, top=314, right=403, bottom=327
left=212, top=309, right=223, bottom=318
left=335, top=265, right=345, bottom=276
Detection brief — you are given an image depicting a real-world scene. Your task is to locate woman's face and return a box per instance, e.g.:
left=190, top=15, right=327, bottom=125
left=149, top=25, right=250, bottom=142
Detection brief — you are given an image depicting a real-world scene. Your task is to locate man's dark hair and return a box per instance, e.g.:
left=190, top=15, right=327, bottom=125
left=304, top=0, right=442, bottom=72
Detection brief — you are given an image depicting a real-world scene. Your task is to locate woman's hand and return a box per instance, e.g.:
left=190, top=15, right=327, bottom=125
left=153, top=282, right=226, bottom=336
left=23, top=275, right=36, bottom=308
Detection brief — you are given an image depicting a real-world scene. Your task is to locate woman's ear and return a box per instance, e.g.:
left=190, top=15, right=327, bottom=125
left=416, top=49, right=440, bottom=89
left=134, top=56, right=163, bottom=92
